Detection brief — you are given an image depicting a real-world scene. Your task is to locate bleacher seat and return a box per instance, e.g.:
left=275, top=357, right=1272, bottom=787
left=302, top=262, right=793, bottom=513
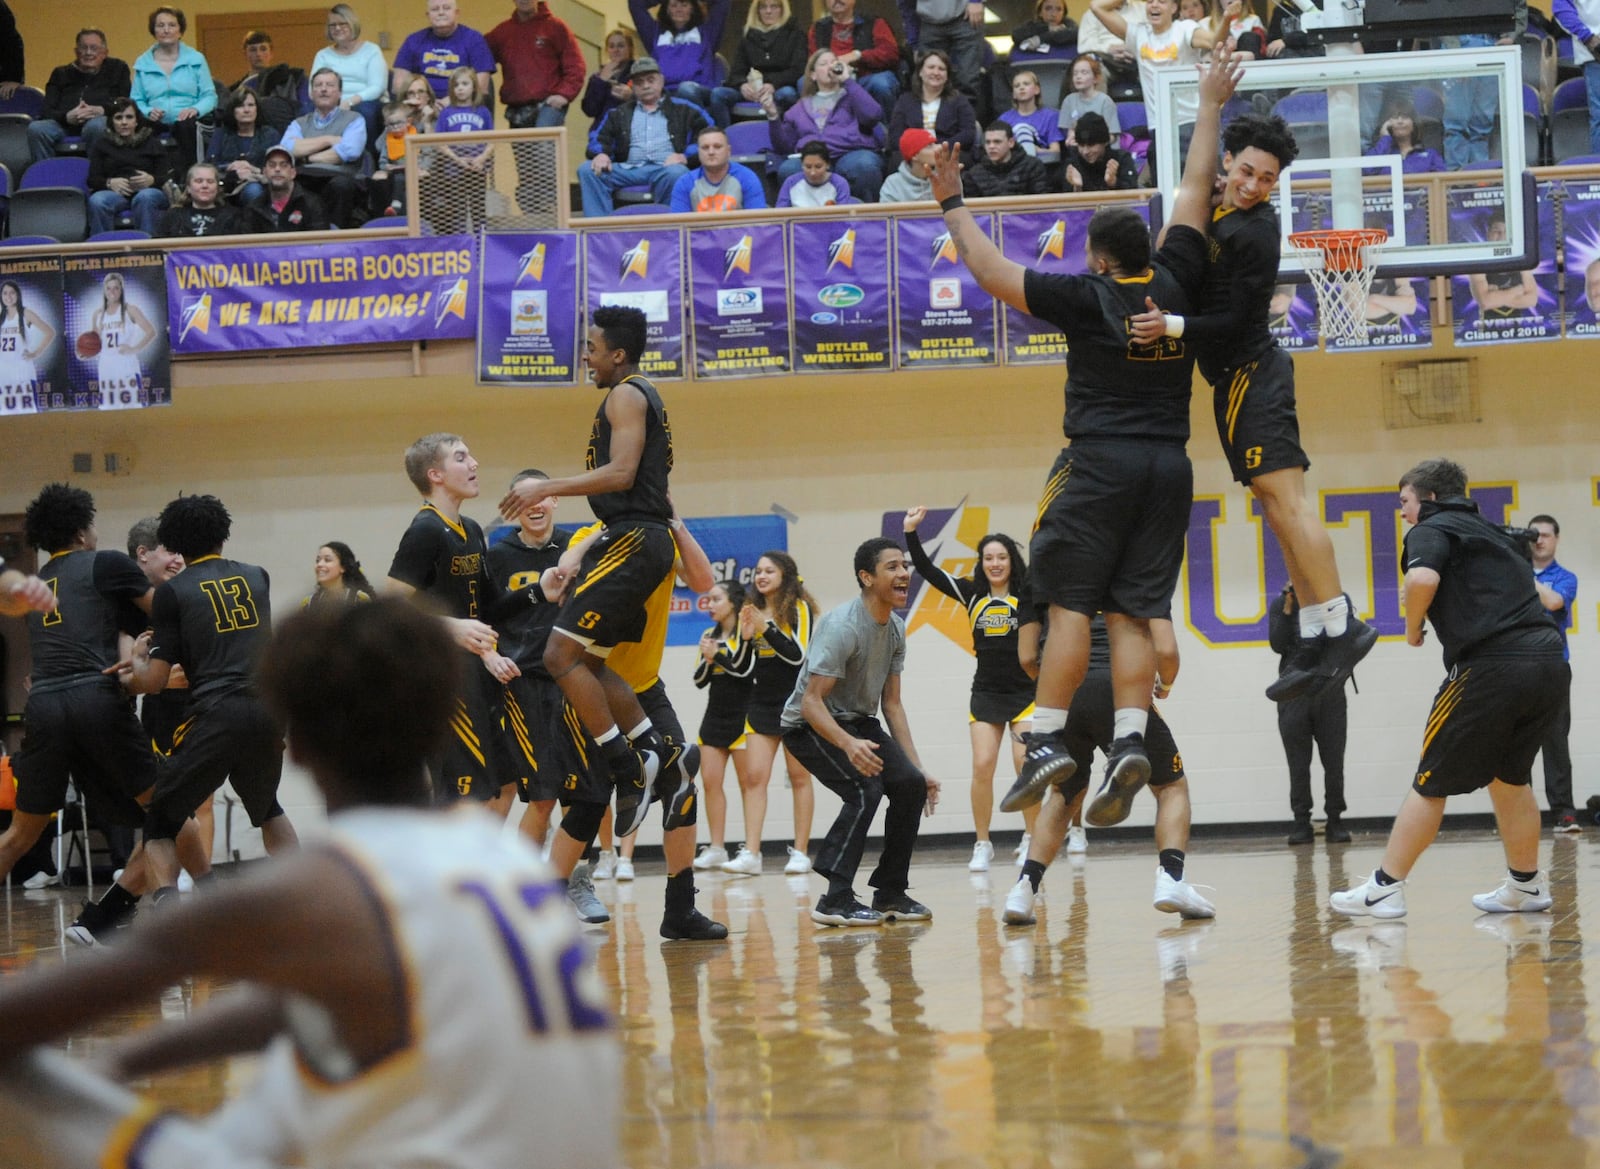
left=1288, top=121, right=1330, bottom=160
left=0, top=235, right=58, bottom=247
left=1550, top=78, right=1593, bottom=162
left=19, top=157, right=90, bottom=193
left=1028, top=58, right=1074, bottom=115
left=1273, top=91, right=1327, bottom=124
left=1114, top=101, right=1147, bottom=140
left=0, top=86, right=44, bottom=120
left=0, top=122, right=28, bottom=187
left=6, top=187, right=89, bottom=242
left=87, top=229, right=152, bottom=242
left=614, top=185, right=655, bottom=207
left=610, top=202, right=666, bottom=215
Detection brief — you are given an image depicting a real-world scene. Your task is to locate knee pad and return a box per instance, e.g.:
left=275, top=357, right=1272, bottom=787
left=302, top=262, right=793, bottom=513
left=559, top=800, right=606, bottom=846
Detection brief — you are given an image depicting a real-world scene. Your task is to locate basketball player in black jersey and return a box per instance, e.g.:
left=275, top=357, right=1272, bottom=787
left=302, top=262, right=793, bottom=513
left=932, top=48, right=1237, bottom=822
left=0, top=485, right=155, bottom=889
left=1132, top=103, right=1379, bottom=703
left=499, top=306, right=694, bottom=841
left=387, top=434, right=526, bottom=806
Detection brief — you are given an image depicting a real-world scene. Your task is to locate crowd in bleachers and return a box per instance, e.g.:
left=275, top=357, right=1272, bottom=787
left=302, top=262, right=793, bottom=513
left=0, top=0, right=1599, bottom=239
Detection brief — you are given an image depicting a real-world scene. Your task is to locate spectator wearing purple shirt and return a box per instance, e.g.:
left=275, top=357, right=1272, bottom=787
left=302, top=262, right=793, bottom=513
left=392, top=0, right=494, bottom=102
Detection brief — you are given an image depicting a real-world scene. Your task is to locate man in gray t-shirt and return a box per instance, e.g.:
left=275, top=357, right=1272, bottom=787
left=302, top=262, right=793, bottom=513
left=781, top=538, right=941, bottom=927
left=667, top=127, right=769, bottom=214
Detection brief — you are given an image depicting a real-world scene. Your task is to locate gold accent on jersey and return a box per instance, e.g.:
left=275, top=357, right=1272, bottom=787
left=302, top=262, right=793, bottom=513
left=450, top=698, right=486, bottom=767
left=41, top=576, right=61, bottom=626
left=1420, top=668, right=1471, bottom=755
left=572, top=528, right=646, bottom=597
left=505, top=689, right=536, bottom=770
left=99, top=1099, right=166, bottom=1169
left=421, top=502, right=467, bottom=541
left=198, top=576, right=261, bottom=633
left=1033, top=461, right=1072, bottom=535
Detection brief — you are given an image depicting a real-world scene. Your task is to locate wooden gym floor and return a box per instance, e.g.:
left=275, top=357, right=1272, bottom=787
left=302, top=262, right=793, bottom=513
left=3, top=827, right=1595, bottom=1168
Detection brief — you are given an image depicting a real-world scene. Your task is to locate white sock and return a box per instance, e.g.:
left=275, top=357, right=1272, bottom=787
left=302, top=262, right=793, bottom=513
left=1323, top=594, right=1350, bottom=637
left=1298, top=601, right=1325, bottom=638
left=595, top=726, right=621, bottom=745
left=1033, top=706, right=1067, bottom=735
left=1113, top=708, right=1147, bottom=740
left=625, top=718, right=653, bottom=741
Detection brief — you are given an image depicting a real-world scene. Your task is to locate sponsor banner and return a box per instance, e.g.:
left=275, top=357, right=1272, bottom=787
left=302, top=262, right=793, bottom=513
left=1560, top=179, right=1600, bottom=338
left=477, top=233, right=582, bottom=386
left=65, top=252, right=171, bottom=410
left=666, top=514, right=789, bottom=645
left=1327, top=184, right=1431, bottom=352
left=1449, top=182, right=1559, bottom=346
left=894, top=214, right=998, bottom=369
left=0, top=256, right=69, bottom=416
left=687, top=223, right=791, bottom=379
left=998, top=209, right=1103, bottom=365
left=584, top=227, right=686, bottom=380
left=167, top=235, right=478, bottom=354
left=789, top=219, right=893, bottom=373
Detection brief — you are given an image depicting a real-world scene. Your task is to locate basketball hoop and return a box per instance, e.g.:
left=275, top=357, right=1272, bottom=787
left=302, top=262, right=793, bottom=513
left=1288, top=228, right=1388, bottom=345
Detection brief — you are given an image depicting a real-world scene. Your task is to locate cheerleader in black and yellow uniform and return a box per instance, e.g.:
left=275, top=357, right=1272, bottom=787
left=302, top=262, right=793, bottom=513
left=904, top=507, right=1039, bottom=872
left=724, top=550, right=819, bottom=877
left=690, top=580, right=756, bottom=870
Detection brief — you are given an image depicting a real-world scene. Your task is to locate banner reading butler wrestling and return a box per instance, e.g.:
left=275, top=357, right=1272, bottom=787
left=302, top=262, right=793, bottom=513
left=166, top=236, right=479, bottom=354
left=477, top=233, right=581, bottom=386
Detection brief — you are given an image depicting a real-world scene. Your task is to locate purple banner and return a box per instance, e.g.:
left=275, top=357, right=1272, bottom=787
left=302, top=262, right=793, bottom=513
left=65, top=252, right=171, bottom=410
left=1328, top=185, right=1431, bottom=352
left=687, top=222, right=791, bottom=379
left=789, top=219, right=893, bottom=373
left=1449, top=182, right=1558, bottom=346
left=167, top=235, right=478, bottom=355
left=999, top=209, right=1100, bottom=364
left=476, top=233, right=581, bottom=386
left=894, top=214, right=998, bottom=369
left=1561, top=179, right=1600, bottom=338
left=584, top=228, right=685, bottom=380
left=1269, top=283, right=1317, bottom=351
left=0, top=256, right=68, bottom=416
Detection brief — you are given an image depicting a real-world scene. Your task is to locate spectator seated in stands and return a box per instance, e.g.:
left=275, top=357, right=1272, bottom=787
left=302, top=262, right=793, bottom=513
left=313, top=4, right=389, bottom=147
left=1367, top=96, right=1445, bottom=174
left=30, top=28, right=131, bottom=163
left=88, top=96, right=172, bottom=236
left=808, top=0, right=901, bottom=111
left=1000, top=69, right=1063, bottom=162
left=280, top=67, right=368, bottom=228
left=887, top=48, right=979, bottom=161
left=0, top=2, right=19, bottom=101
left=879, top=126, right=937, bottom=202
left=1061, top=110, right=1134, bottom=191
left=776, top=140, right=853, bottom=205
left=1057, top=52, right=1119, bottom=145
left=369, top=100, right=424, bottom=218
left=487, top=0, right=587, bottom=130
left=582, top=28, right=636, bottom=139
left=243, top=144, right=330, bottom=231
left=765, top=48, right=885, bottom=203
left=402, top=74, right=441, bottom=130
left=391, top=0, right=494, bottom=102
left=630, top=0, right=731, bottom=125
left=715, top=0, right=809, bottom=117
left=130, top=6, right=218, bottom=167
left=157, top=161, right=244, bottom=237
left=962, top=119, right=1051, bottom=196
left=230, top=29, right=308, bottom=135
left=580, top=57, right=710, bottom=216
left=207, top=88, right=280, bottom=205
left=670, top=125, right=768, bottom=210
left=1011, top=0, right=1078, bottom=56
left=897, top=0, right=988, bottom=104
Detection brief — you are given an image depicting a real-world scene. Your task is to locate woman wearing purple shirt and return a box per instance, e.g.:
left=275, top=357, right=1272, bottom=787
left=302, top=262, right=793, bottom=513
left=1367, top=97, right=1446, bottom=174
left=763, top=49, right=884, bottom=202
left=630, top=0, right=731, bottom=123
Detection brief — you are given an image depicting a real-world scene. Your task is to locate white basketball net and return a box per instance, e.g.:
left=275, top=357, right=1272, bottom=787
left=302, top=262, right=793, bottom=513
left=1289, top=229, right=1389, bottom=345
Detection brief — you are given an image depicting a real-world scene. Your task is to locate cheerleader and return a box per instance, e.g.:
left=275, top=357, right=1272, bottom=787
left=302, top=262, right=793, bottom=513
left=0, top=281, right=55, bottom=415
left=303, top=541, right=376, bottom=607
left=723, top=551, right=818, bottom=876
left=903, top=507, right=1043, bottom=869
left=690, top=581, right=756, bottom=870
left=92, top=272, right=156, bottom=411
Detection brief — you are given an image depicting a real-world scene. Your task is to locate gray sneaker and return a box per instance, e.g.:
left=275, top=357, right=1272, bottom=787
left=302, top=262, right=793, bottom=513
left=566, top=863, right=611, bottom=924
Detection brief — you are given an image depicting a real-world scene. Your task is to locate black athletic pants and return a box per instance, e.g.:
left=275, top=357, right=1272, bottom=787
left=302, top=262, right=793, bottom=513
left=1539, top=687, right=1574, bottom=817
left=1279, top=683, right=1347, bottom=820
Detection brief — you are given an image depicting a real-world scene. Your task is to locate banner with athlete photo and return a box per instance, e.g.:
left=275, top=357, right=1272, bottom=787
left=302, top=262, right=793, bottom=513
left=476, top=233, right=581, bottom=386
left=1448, top=182, right=1559, bottom=346
left=998, top=208, right=1097, bottom=365
left=584, top=227, right=686, bottom=381
left=1560, top=179, right=1600, bottom=337
left=166, top=235, right=478, bottom=354
left=0, top=256, right=69, bottom=416
left=894, top=214, right=998, bottom=369
left=1269, top=190, right=1323, bottom=351
left=64, top=252, right=171, bottom=411
left=686, top=222, right=791, bottom=379
left=665, top=514, right=789, bottom=646
left=1327, top=185, right=1431, bottom=352
left=789, top=219, right=893, bottom=373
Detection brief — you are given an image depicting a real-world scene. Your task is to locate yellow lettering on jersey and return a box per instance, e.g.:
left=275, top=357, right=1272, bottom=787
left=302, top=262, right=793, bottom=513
left=198, top=576, right=260, bottom=633
left=41, top=577, right=62, bottom=626
left=450, top=553, right=483, bottom=576
left=508, top=570, right=540, bottom=591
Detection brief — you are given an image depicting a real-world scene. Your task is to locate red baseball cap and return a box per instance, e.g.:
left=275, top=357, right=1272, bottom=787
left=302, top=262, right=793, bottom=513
left=899, top=128, right=936, bottom=162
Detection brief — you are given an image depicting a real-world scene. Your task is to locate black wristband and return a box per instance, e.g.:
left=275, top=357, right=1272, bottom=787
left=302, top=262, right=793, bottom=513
left=939, top=194, right=964, bottom=213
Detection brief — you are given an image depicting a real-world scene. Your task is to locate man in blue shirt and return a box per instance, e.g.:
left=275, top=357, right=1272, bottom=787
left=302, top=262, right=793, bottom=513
left=280, top=68, right=367, bottom=227
left=1530, top=513, right=1581, bottom=831
left=579, top=58, right=709, bottom=216
left=669, top=126, right=767, bottom=212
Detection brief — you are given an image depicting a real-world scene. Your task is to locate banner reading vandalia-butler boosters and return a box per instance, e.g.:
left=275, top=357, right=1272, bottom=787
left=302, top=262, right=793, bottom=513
left=167, top=235, right=478, bottom=354
left=477, top=233, right=581, bottom=386
left=688, top=222, right=790, bottom=379
left=789, top=218, right=893, bottom=373
left=584, top=227, right=685, bottom=380
left=895, top=214, right=997, bottom=369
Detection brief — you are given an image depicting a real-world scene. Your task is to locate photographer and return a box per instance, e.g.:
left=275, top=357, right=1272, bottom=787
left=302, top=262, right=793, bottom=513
left=1330, top=459, right=1566, bottom=921
left=1271, top=583, right=1348, bottom=846
left=1528, top=514, right=1580, bottom=831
